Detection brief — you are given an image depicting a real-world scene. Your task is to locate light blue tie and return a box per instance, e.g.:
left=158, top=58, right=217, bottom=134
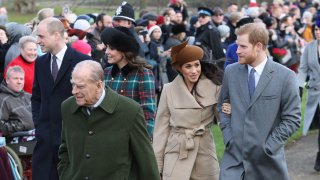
left=248, top=68, right=256, bottom=98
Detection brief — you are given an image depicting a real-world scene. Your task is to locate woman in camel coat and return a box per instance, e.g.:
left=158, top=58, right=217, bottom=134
left=153, top=41, right=223, bottom=180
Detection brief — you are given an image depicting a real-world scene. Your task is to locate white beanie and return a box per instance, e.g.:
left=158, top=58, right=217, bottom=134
left=218, top=25, right=230, bottom=38
left=148, top=25, right=161, bottom=36
left=74, top=19, right=90, bottom=31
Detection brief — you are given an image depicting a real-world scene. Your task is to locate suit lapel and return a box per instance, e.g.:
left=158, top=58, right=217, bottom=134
left=238, top=65, right=250, bottom=107
left=248, top=59, right=274, bottom=108
left=40, top=53, right=55, bottom=84
left=53, top=47, right=72, bottom=87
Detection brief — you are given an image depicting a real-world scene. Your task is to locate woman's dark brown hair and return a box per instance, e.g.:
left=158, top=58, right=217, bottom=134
left=123, top=51, right=152, bottom=70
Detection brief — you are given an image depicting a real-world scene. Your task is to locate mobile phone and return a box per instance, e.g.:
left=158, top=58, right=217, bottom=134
left=63, top=5, right=70, bottom=15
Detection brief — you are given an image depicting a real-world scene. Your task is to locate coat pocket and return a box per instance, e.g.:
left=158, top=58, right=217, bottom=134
left=163, top=140, right=179, bottom=176
left=261, top=95, right=279, bottom=100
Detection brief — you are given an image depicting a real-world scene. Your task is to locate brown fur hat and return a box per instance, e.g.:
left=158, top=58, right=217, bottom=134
left=171, top=41, right=204, bottom=71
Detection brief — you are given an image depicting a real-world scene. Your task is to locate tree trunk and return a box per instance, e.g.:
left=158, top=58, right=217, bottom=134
left=13, top=0, right=36, bottom=14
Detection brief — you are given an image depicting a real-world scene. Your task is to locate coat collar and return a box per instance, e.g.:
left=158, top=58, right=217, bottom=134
left=111, top=64, right=136, bottom=77
left=71, top=87, right=119, bottom=114
left=171, top=75, right=219, bottom=108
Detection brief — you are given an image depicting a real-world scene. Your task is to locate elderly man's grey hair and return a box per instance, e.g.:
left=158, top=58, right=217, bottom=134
left=19, top=35, right=37, bottom=49
left=73, top=60, right=104, bottom=83
left=6, top=65, right=25, bottom=79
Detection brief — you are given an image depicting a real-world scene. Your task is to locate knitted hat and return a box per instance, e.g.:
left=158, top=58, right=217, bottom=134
left=113, top=1, right=135, bottom=24
left=74, top=19, right=91, bottom=31
left=171, top=41, right=204, bottom=71
left=156, top=15, right=165, bottom=25
left=76, top=14, right=94, bottom=25
left=101, top=27, right=139, bottom=56
left=71, top=40, right=91, bottom=55
left=218, top=25, right=230, bottom=38
left=148, top=25, right=161, bottom=36
left=247, top=0, right=260, bottom=17
left=249, top=0, right=259, bottom=7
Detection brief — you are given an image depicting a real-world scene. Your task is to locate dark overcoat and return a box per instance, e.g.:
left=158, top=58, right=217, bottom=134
left=31, top=46, right=91, bottom=180
left=58, top=87, right=160, bottom=180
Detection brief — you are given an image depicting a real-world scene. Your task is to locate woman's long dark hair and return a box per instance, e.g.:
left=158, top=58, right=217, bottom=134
left=187, top=61, right=224, bottom=107
left=200, top=61, right=224, bottom=85
left=123, top=51, right=152, bottom=70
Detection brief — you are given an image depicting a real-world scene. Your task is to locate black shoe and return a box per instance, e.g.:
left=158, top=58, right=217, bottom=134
left=315, top=152, right=320, bottom=172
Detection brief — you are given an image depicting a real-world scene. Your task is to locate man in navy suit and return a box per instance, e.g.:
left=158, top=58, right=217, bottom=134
left=32, top=17, right=91, bottom=180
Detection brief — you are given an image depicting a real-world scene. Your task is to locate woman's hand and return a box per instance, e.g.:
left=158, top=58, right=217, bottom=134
left=222, top=103, right=231, bottom=115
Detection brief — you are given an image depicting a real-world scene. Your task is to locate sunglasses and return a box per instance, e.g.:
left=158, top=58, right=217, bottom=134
left=198, top=15, right=207, bottom=18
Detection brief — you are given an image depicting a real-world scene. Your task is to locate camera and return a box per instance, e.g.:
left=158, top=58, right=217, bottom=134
left=139, top=30, right=148, bottom=36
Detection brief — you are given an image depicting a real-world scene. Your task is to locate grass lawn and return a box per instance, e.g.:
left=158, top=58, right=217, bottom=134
left=7, top=6, right=105, bottom=24
left=213, top=88, right=307, bottom=161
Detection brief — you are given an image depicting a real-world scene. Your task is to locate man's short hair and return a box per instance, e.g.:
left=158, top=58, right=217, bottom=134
left=236, top=23, right=269, bottom=49
left=37, top=8, right=54, bottom=22
left=19, top=35, right=37, bottom=49
left=6, top=65, right=25, bottom=79
left=95, top=13, right=106, bottom=26
left=45, top=18, right=65, bottom=37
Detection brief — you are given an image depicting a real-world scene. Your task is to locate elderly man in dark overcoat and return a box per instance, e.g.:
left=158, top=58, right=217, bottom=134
left=58, top=60, right=160, bottom=180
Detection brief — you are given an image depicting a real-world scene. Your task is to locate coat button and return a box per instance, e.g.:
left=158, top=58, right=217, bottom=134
left=84, top=177, right=89, bottom=180
left=120, top=89, right=124, bottom=93
left=85, top=154, right=91, bottom=159
left=124, top=78, right=127, bottom=81
left=88, top=131, right=94, bottom=136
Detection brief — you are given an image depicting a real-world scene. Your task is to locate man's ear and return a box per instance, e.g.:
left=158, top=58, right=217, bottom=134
left=53, top=31, right=61, bottom=40
left=255, top=42, right=263, bottom=53
left=97, top=80, right=103, bottom=88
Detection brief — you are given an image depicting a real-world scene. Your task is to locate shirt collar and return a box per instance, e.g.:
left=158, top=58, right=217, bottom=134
left=52, top=44, right=68, bottom=61
left=93, top=88, right=105, bottom=108
left=247, top=57, right=268, bottom=76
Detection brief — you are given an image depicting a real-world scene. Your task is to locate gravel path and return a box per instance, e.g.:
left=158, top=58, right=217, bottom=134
left=286, top=131, right=320, bottom=180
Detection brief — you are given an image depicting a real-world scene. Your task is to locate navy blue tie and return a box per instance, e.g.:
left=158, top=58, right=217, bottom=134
left=52, top=55, right=58, bottom=81
left=248, top=68, right=256, bottom=98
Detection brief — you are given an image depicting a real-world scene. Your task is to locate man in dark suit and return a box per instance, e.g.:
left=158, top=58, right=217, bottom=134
left=58, top=60, right=159, bottom=180
left=217, top=23, right=301, bottom=180
left=32, top=17, right=91, bottom=180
